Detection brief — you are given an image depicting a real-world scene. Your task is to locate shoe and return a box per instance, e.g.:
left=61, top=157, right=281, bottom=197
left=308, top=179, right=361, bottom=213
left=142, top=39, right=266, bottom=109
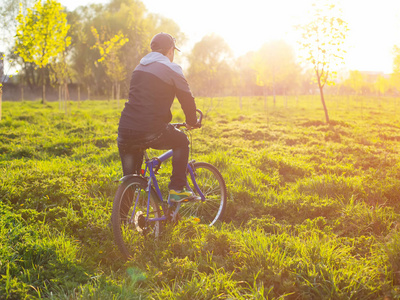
left=168, top=188, right=196, bottom=203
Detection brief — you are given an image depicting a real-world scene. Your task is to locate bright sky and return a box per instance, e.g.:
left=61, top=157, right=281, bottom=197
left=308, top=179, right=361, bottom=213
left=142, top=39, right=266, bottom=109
left=61, top=0, right=400, bottom=73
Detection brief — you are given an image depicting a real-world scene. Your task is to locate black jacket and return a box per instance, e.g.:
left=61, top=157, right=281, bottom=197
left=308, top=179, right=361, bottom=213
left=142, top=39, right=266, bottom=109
left=118, top=52, right=197, bottom=134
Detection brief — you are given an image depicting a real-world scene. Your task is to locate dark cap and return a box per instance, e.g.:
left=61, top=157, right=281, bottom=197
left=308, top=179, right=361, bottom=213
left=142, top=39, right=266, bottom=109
left=150, top=32, right=181, bottom=52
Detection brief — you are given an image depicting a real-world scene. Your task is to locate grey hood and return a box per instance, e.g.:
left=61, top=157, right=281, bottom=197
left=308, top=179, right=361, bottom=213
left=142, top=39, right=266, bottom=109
left=140, top=52, right=184, bottom=76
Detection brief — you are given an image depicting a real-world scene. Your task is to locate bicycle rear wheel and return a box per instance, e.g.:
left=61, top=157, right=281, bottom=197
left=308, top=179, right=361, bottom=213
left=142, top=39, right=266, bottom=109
left=111, top=176, right=161, bottom=259
left=182, top=162, right=227, bottom=226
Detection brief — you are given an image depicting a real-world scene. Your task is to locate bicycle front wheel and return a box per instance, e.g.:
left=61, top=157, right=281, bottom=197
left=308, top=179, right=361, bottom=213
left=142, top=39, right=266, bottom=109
left=111, top=175, right=161, bottom=259
left=182, top=162, right=227, bottom=226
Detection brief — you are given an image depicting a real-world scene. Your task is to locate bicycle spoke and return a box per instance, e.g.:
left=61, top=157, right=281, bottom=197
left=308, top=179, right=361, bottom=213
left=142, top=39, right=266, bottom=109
left=204, top=186, right=220, bottom=196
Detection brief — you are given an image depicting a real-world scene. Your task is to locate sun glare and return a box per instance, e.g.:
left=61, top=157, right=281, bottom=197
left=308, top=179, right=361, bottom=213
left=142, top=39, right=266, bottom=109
left=60, top=0, right=400, bottom=73
left=144, top=0, right=400, bottom=73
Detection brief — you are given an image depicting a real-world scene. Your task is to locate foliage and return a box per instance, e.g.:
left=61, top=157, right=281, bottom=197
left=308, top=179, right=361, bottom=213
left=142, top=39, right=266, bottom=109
left=91, top=27, right=129, bottom=101
left=375, top=74, right=390, bottom=95
left=1, top=96, right=400, bottom=298
left=234, top=52, right=260, bottom=96
left=0, top=53, right=19, bottom=121
left=14, top=0, right=70, bottom=103
left=252, top=40, right=301, bottom=98
left=343, top=70, right=365, bottom=95
left=0, top=0, right=35, bottom=50
left=187, top=34, right=234, bottom=97
left=5, top=0, right=400, bottom=102
left=15, top=0, right=70, bottom=67
left=62, top=0, right=185, bottom=100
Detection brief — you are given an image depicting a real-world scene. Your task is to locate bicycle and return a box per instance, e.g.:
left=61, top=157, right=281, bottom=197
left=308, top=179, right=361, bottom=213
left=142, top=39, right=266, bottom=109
left=111, top=109, right=227, bottom=259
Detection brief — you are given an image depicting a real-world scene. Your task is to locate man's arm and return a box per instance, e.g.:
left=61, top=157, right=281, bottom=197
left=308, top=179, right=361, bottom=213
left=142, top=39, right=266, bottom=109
left=171, top=66, right=197, bottom=126
left=176, top=88, right=197, bottom=126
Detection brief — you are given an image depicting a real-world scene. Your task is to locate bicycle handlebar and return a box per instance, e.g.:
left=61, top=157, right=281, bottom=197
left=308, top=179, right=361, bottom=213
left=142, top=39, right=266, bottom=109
left=196, top=109, right=203, bottom=125
left=172, top=109, right=203, bottom=129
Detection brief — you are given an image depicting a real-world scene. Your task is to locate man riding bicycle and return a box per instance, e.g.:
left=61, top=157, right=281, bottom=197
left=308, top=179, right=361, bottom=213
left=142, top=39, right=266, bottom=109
left=117, top=32, right=200, bottom=203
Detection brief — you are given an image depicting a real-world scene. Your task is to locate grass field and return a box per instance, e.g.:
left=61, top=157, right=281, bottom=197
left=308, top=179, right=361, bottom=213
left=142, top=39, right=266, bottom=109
left=1, top=95, right=400, bottom=299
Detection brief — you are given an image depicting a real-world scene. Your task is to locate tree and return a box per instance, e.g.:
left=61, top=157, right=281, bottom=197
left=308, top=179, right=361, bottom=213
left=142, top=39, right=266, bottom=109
left=296, top=0, right=348, bottom=123
left=344, top=70, right=365, bottom=95
left=15, top=0, right=70, bottom=103
left=187, top=34, right=233, bottom=96
left=91, top=27, right=128, bottom=102
left=102, top=0, right=149, bottom=76
left=49, top=41, right=72, bottom=111
left=0, top=53, right=4, bottom=121
left=375, top=75, right=389, bottom=96
left=0, top=0, right=34, bottom=50
left=68, top=4, right=106, bottom=100
left=69, top=0, right=171, bottom=99
left=390, top=46, right=400, bottom=95
left=0, top=0, right=34, bottom=119
left=252, top=40, right=300, bottom=105
left=235, top=52, right=259, bottom=97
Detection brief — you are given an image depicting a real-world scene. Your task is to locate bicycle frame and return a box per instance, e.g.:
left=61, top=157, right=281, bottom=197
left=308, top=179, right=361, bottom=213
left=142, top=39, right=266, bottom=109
left=135, top=149, right=206, bottom=224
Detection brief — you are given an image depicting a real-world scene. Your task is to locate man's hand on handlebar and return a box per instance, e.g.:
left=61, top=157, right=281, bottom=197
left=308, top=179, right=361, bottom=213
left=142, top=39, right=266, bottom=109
left=186, top=121, right=201, bottom=130
left=174, top=109, right=202, bottom=130
left=186, top=109, right=203, bottom=130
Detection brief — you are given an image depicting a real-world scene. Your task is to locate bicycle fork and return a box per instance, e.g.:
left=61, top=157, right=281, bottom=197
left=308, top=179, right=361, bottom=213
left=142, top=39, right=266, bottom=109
left=186, top=161, right=206, bottom=201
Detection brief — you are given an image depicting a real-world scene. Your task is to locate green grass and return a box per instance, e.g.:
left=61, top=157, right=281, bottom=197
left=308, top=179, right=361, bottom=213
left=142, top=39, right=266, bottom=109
left=1, top=95, right=400, bottom=299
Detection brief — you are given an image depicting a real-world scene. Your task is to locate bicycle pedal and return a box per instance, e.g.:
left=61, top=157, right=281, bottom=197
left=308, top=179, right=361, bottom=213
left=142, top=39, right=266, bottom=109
left=170, top=198, right=190, bottom=204
left=187, top=195, right=201, bottom=202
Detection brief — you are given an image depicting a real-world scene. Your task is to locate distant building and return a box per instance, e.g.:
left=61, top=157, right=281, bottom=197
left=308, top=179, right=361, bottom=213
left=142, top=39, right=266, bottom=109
left=359, top=71, right=390, bottom=82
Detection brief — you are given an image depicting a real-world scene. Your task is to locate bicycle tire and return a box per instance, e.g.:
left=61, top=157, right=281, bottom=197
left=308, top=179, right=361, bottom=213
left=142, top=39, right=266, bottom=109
left=181, top=162, right=227, bottom=226
left=111, top=176, right=161, bottom=259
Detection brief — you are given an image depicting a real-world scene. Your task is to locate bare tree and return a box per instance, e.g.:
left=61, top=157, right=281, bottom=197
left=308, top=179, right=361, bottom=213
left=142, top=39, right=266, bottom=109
left=296, top=0, right=348, bottom=123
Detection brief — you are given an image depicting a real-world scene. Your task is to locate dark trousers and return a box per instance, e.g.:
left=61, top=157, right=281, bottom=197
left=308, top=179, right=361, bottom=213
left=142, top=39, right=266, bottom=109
left=118, top=124, right=189, bottom=190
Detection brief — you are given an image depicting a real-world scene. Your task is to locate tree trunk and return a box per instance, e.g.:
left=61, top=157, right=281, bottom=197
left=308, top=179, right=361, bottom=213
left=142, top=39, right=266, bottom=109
left=285, top=92, right=288, bottom=108
left=264, top=95, right=267, bottom=111
left=317, top=77, right=330, bottom=123
left=65, top=83, right=69, bottom=114
left=59, top=85, right=62, bottom=110
left=264, top=89, right=269, bottom=125
left=273, top=83, right=276, bottom=107
left=272, top=73, right=276, bottom=107
left=41, top=68, right=46, bottom=104
left=78, top=85, right=80, bottom=104
left=116, top=81, right=120, bottom=107
left=65, top=83, right=69, bottom=100
left=42, top=83, right=46, bottom=104
left=0, top=88, right=2, bottom=121
left=111, top=83, right=114, bottom=101
left=24, top=63, right=34, bottom=90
